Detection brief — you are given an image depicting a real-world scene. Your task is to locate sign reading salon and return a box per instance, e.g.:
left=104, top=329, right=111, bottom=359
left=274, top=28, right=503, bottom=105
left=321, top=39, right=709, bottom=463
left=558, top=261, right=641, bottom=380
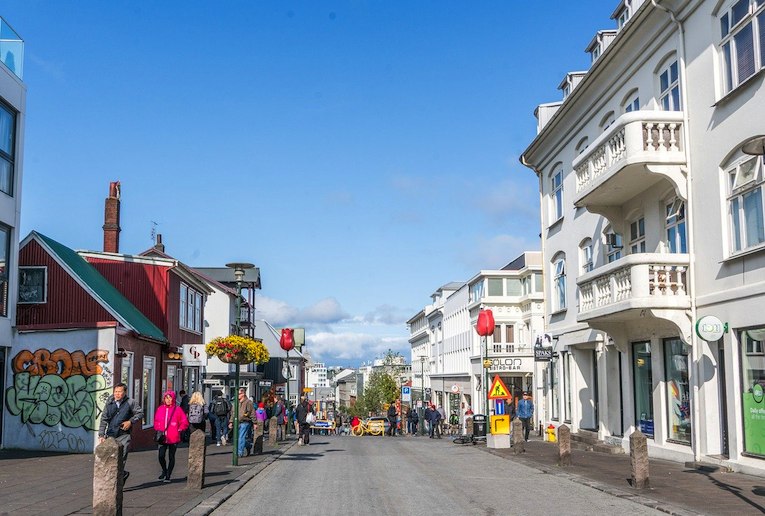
left=487, top=356, right=533, bottom=373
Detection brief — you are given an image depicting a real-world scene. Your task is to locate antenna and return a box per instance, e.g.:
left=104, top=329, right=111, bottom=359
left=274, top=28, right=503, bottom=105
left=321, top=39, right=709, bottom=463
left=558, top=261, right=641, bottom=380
left=150, top=221, right=159, bottom=242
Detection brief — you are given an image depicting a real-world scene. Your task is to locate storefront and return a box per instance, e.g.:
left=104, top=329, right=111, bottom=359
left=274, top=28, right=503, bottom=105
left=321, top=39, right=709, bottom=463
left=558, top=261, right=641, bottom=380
left=740, top=327, right=765, bottom=457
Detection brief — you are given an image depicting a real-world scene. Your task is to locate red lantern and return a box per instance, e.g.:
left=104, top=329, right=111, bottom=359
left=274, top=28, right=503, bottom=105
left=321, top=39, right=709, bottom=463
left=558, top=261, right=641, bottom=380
left=475, top=309, right=495, bottom=337
left=280, top=328, right=295, bottom=351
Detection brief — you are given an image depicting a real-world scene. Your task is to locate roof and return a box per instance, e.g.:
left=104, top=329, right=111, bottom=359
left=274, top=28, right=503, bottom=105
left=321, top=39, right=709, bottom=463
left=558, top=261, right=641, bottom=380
left=194, top=267, right=261, bottom=289
left=27, top=232, right=167, bottom=343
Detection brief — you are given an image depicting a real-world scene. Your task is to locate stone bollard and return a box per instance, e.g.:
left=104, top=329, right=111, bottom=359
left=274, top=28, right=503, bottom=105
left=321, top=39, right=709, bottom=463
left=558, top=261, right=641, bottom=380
left=512, top=418, right=525, bottom=454
left=630, top=430, right=649, bottom=489
left=187, top=429, right=206, bottom=490
left=268, top=416, right=278, bottom=446
left=558, top=424, right=571, bottom=466
left=466, top=417, right=474, bottom=436
left=93, top=438, right=124, bottom=516
left=254, top=420, right=264, bottom=455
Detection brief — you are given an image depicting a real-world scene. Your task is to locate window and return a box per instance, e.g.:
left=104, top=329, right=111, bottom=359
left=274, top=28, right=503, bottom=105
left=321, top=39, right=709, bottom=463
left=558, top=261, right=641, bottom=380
left=0, top=225, right=9, bottom=317
left=506, top=278, right=522, bottom=296
left=521, top=276, right=532, bottom=296
left=534, top=273, right=543, bottom=293
left=630, top=217, right=646, bottom=253
left=550, top=356, right=560, bottom=420
left=493, top=325, right=502, bottom=344
left=551, top=169, right=563, bottom=221
left=666, top=199, right=687, bottom=253
left=180, top=282, right=203, bottom=332
left=563, top=351, right=573, bottom=423
left=633, top=341, right=654, bottom=438
left=605, top=230, right=623, bottom=263
left=664, top=338, right=690, bottom=444
left=0, top=102, right=16, bottom=196
left=18, top=267, right=46, bottom=303
left=469, top=281, right=484, bottom=303
left=576, top=137, right=590, bottom=154
left=659, top=60, right=681, bottom=111
left=581, top=239, right=594, bottom=273
left=727, top=156, right=765, bottom=252
left=740, top=327, right=765, bottom=456
left=600, top=112, right=615, bottom=131
left=720, top=0, right=765, bottom=93
left=625, top=96, right=640, bottom=112
left=487, top=278, right=503, bottom=296
left=142, top=356, right=156, bottom=427
left=506, top=325, right=514, bottom=343
left=553, top=255, right=566, bottom=311
left=120, top=351, right=134, bottom=402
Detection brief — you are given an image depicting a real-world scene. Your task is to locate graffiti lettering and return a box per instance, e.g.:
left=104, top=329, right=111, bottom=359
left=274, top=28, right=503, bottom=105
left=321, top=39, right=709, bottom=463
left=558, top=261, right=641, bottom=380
left=12, top=348, right=109, bottom=379
left=38, top=429, right=87, bottom=453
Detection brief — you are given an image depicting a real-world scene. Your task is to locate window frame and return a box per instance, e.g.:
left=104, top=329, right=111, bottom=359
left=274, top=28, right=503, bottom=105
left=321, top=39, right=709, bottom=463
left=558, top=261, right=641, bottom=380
left=18, top=266, right=47, bottom=304
left=727, top=155, right=765, bottom=253
left=0, top=101, right=16, bottom=197
left=551, top=169, right=564, bottom=222
left=630, top=216, right=647, bottom=254
left=580, top=239, right=594, bottom=274
left=179, top=282, right=203, bottom=333
left=0, top=224, right=10, bottom=317
left=605, top=229, right=623, bottom=263
left=666, top=198, right=688, bottom=253
left=658, top=60, right=681, bottom=111
left=719, top=0, right=765, bottom=94
left=553, top=255, right=567, bottom=312
left=142, top=355, right=156, bottom=428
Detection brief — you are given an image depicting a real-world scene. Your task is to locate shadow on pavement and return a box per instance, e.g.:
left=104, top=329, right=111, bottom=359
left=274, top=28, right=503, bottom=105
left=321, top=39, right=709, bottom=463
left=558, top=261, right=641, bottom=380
left=687, top=469, right=765, bottom=513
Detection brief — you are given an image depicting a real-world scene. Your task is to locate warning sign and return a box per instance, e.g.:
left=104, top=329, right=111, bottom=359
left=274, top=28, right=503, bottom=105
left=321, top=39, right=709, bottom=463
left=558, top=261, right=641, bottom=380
left=488, top=375, right=511, bottom=400
left=490, top=415, right=510, bottom=435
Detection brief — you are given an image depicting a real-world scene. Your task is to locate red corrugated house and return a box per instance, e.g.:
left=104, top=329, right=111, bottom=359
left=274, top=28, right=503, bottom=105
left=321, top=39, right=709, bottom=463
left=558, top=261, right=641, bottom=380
left=11, top=231, right=167, bottom=452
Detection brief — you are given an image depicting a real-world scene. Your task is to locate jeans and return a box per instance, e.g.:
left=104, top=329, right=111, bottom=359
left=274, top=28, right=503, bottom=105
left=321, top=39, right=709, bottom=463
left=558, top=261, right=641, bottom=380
left=215, top=416, right=228, bottom=442
left=158, top=444, right=177, bottom=477
left=238, top=421, right=252, bottom=456
left=521, top=417, right=532, bottom=441
left=300, top=422, right=311, bottom=444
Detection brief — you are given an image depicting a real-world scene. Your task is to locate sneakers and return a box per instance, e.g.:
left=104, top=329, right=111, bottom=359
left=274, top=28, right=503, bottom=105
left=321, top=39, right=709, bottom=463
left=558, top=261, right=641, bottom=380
left=162, top=477, right=171, bottom=484
left=298, top=438, right=303, bottom=446
left=216, top=442, right=221, bottom=447
left=158, top=472, right=166, bottom=480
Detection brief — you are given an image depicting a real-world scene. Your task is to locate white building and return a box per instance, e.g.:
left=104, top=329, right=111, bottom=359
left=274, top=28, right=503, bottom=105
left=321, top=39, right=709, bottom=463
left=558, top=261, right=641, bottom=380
left=521, top=0, right=765, bottom=474
left=306, top=361, right=328, bottom=389
left=0, top=16, right=25, bottom=446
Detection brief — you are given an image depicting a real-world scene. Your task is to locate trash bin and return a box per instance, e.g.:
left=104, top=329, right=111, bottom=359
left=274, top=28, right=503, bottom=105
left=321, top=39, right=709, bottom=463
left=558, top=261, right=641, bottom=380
left=472, top=414, right=487, bottom=437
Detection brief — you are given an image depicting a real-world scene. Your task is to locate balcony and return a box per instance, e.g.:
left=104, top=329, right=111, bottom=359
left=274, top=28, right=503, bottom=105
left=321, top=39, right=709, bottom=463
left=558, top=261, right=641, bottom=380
left=573, top=111, right=686, bottom=213
left=0, top=17, right=24, bottom=79
left=577, top=253, right=690, bottom=323
left=240, top=306, right=253, bottom=326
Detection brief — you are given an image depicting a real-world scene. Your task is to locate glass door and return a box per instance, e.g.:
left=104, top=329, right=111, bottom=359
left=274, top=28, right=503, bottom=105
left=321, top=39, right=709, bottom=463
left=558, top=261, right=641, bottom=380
left=632, top=341, right=654, bottom=438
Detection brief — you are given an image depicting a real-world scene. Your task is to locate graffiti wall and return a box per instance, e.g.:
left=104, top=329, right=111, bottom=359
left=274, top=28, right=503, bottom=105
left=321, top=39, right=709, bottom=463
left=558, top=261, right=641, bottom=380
left=3, top=329, right=115, bottom=453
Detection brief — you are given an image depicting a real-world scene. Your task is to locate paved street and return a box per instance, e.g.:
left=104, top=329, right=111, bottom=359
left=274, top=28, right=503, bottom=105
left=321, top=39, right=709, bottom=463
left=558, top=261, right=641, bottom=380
left=213, top=435, right=663, bottom=516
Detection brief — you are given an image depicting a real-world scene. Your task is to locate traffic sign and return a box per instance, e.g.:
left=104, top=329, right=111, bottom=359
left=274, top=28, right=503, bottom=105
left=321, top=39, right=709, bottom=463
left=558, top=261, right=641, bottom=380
left=401, top=386, right=411, bottom=402
left=488, top=375, right=511, bottom=399
left=495, top=399, right=505, bottom=415
left=490, top=415, right=510, bottom=434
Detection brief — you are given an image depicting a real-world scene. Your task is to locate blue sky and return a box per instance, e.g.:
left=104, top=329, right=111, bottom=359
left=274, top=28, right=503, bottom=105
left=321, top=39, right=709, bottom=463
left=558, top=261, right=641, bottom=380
left=5, top=1, right=609, bottom=367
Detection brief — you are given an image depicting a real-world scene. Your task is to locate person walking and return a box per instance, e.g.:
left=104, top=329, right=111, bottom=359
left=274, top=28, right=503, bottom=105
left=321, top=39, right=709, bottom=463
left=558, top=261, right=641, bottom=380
left=153, top=390, right=189, bottom=483
left=410, top=407, right=419, bottom=436
left=437, top=405, right=447, bottom=437
left=230, top=388, right=254, bottom=457
left=256, top=401, right=268, bottom=437
left=517, top=391, right=535, bottom=442
left=273, top=396, right=286, bottom=441
left=295, top=396, right=311, bottom=445
left=207, top=397, right=218, bottom=443
left=179, top=390, right=190, bottom=414
left=210, top=391, right=230, bottom=446
left=187, top=392, right=208, bottom=434
left=386, top=400, right=398, bottom=437
left=431, top=404, right=443, bottom=438
left=424, top=404, right=433, bottom=437
left=98, top=382, right=143, bottom=484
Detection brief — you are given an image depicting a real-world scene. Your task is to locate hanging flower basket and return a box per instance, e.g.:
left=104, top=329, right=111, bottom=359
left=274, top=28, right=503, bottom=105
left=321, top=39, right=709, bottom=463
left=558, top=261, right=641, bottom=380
left=206, top=335, right=270, bottom=365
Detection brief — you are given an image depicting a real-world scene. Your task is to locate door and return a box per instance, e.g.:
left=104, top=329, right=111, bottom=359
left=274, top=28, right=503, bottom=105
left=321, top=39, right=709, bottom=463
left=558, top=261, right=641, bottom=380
left=718, top=342, right=729, bottom=457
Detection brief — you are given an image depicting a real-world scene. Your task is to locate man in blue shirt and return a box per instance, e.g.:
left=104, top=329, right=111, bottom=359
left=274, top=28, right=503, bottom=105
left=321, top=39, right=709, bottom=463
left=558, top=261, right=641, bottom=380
left=517, top=392, right=534, bottom=442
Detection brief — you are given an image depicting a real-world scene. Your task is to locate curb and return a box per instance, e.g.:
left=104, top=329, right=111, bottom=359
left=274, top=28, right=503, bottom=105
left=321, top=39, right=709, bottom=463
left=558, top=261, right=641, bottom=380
left=179, top=440, right=298, bottom=516
left=480, top=446, right=702, bottom=516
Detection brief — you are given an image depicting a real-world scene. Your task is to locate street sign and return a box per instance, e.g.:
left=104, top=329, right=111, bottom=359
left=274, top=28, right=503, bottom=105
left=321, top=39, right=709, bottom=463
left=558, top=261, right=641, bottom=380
left=425, top=387, right=432, bottom=395
left=483, top=359, right=492, bottom=368
left=495, top=399, right=505, bottom=415
left=202, top=379, right=223, bottom=386
left=490, top=415, right=510, bottom=434
left=401, top=386, right=411, bottom=402
left=488, top=375, right=511, bottom=400
left=303, top=387, right=313, bottom=393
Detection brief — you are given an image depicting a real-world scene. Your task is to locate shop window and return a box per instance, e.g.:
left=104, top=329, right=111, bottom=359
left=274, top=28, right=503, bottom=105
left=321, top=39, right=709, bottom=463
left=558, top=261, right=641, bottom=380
left=550, top=356, right=560, bottom=420
left=741, top=327, right=765, bottom=456
left=664, top=338, right=691, bottom=444
left=142, top=356, right=156, bottom=427
left=563, top=351, right=573, bottom=423
left=633, top=341, right=654, bottom=438
left=119, top=351, right=134, bottom=402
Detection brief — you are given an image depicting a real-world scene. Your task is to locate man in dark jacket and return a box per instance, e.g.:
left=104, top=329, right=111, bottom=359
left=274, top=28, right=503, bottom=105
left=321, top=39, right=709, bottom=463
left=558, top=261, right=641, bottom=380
left=295, top=397, right=311, bottom=445
left=386, top=400, right=398, bottom=436
left=429, top=404, right=442, bottom=438
left=98, top=383, right=143, bottom=484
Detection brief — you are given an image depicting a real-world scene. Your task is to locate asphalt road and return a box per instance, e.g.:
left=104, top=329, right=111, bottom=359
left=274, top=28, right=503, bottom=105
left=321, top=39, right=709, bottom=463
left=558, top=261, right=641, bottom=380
left=212, top=435, right=663, bottom=516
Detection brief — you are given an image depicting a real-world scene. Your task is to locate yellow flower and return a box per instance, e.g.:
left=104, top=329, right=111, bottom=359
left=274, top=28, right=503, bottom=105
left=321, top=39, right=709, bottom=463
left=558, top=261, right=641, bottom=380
left=205, top=335, right=270, bottom=365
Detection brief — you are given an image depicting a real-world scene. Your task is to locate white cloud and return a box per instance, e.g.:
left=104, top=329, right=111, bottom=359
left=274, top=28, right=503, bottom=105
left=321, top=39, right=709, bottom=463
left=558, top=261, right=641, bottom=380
left=361, top=304, right=410, bottom=325
left=307, top=331, right=409, bottom=362
left=458, top=233, right=540, bottom=271
left=255, top=296, right=349, bottom=327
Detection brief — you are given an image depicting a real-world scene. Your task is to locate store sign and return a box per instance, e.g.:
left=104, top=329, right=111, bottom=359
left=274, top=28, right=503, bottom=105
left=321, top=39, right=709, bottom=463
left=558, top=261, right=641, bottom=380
left=695, top=315, right=725, bottom=341
left=451, top=384, right=460, bottom=394
left=534, top=347, right=552, bottom=362
left=488, top=357, right=533, bottom=373
left=182, top=344, right=207, bottom=367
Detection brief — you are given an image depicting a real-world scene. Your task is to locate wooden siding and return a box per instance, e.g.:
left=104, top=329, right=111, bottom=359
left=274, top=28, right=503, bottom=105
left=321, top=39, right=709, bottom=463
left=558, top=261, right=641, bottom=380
left=17, top=240, right=117, bottom=327
left=87, top=258, right=171, bottom=336
left=167, top=272, right=204, bottom=346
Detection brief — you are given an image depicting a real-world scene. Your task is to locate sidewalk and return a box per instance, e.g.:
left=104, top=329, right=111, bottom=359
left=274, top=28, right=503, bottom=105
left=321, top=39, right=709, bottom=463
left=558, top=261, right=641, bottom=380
left=480, top=437, right=765, bottom=515
left=0, top=436, right=295, bottom=516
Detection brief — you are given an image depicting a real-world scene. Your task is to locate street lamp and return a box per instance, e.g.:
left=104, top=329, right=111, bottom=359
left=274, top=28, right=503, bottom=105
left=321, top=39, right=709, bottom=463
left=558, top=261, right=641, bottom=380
left=742, top=135, right=765, bottom=156
left=225, top=262, right=254, bottom=467
left=419, top=355, right=426, bottom=436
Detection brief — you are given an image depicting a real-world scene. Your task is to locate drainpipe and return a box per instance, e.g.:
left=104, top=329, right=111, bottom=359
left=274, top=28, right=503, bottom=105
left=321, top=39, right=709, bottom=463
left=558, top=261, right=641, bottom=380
left=651, top=0, right=701, bottom=463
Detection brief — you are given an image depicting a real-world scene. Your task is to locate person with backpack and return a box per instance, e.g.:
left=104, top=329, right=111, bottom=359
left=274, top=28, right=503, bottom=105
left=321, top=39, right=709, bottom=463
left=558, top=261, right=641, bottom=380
left=273, top=396, right=286, bottom=441
left=188, top=392, right=208, bottom=434
left=211, top=391, right=230, bottom=446
left=386, top=400, right=398, bottom=437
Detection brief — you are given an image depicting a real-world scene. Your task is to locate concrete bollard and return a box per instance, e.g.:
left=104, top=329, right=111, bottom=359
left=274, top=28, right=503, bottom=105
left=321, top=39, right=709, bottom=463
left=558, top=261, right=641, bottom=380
left=466, top=417, right=474, bottom=436
left=254, top=420, right=264, bottom=455
left=93, top=438, right=124, bottom=516
left=268, top=416, right=278, bottom=445
left=512, top=418, right=525, bottom=454
left=630, top=430, right=650, bottom=489
left=558, top=424, right=571, bottom=466
left=187, top=429, right=206, bottom=490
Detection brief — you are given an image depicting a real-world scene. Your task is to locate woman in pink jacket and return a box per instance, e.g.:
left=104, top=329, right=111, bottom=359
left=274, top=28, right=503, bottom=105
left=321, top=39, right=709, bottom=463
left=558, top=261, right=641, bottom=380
left=154, top=390, right=189, bottom=483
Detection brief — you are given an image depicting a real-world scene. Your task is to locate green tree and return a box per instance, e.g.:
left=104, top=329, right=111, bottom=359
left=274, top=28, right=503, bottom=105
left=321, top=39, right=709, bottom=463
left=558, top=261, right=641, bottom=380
left=363, top=370, right=399, bottom=414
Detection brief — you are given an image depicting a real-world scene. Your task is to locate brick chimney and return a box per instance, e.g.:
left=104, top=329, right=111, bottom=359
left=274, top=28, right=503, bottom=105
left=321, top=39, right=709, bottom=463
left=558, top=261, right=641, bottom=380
left=154, top=233, right=165, bottom=253
left=103, top=181, right=121, bottom=253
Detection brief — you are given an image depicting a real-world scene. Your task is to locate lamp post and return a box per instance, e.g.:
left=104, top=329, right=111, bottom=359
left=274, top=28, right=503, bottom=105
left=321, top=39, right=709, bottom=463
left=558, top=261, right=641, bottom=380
left=226, top=262, right=254, bottom=467
left=419, top=355, right=426, bottom=436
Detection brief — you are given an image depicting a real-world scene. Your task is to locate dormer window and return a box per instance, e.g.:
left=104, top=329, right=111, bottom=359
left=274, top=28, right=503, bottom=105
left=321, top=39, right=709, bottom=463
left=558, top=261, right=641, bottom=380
left=563, top=84, right=571, bottom=98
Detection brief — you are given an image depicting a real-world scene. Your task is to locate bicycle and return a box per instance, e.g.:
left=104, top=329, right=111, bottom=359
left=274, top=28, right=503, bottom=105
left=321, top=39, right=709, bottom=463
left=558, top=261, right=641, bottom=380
left=351, top=420, right=384, bottom=436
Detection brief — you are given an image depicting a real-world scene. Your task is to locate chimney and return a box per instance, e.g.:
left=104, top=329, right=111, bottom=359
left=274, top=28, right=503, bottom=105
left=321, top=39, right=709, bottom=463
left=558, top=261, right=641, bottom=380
left=103, top=181, right=121, bottom=253
left=154, top=233, right=165, bottom=253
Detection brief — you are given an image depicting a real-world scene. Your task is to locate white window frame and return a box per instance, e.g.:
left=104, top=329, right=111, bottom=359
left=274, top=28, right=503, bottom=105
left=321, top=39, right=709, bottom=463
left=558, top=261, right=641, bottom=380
left=180, top=282, right=203, bottom=333
left=666, top=198, right=687, bottom=253
left=580, top=239, right=594, bottom=273
left=630, top=216, right=647, bottom=254
left=180, top=283, right=188, bottom=328
left=659, top=60, right=681, bottom=111
left=727, top=155, right=765, bottom=253
left=142, top=356, right=156, bottom=428
left=719, top=0, right=765, bottom=94
left=605, top=230, right=623, bottom=263
left=553, top=256, right=566, bottom=312
left=625, top=96, right=640, bottom=112
left=551, top=169, right=564, bottom=222
left=120, top=351, right=134, bottom=402
left=18, top=266, right=47, bottom=304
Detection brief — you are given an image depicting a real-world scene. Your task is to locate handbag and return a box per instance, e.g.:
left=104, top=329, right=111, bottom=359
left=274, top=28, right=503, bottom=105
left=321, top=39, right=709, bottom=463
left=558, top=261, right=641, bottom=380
left=155, top=406, right=176, bottom=445
left=306, top=412, right=316, bottom=424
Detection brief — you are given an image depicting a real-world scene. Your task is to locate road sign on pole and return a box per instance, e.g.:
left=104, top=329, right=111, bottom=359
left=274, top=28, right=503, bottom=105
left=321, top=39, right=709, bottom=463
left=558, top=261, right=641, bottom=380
left=488, top=375, right=511, bottom=400
left=401, top=386, right=411, bottom=402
